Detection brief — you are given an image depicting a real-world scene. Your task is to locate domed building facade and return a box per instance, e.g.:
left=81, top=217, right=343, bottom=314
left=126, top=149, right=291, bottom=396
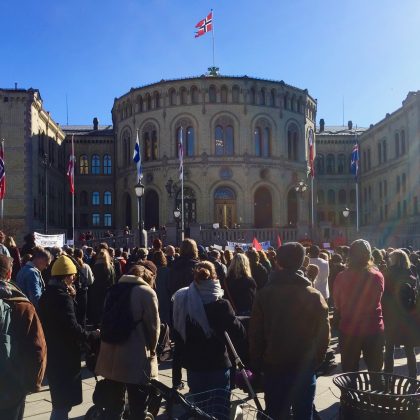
left=112, top=75, right=317, bottom=244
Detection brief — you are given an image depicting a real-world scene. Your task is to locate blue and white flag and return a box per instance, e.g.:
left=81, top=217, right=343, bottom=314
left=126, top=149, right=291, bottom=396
left=178, top=126, right=184, bottom=181
left=350, top=141, right=359, bottom=181
left=133, top=130, right=143, bottom=181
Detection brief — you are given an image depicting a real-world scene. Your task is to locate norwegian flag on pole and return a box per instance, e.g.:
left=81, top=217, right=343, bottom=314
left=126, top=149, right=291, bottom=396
left=66, top=154, right=75, bottom=194
left=178, top=127, right=184, bottom=180
left=0, top=142, right=5, bottom=199
left=195, top=11, right=213, bottom=38
left=308, top=128, right=315, bottom=178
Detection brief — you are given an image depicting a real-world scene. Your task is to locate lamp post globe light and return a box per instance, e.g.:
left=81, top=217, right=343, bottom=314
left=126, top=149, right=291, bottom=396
left=173, top=208, right=181, bottom=245
left=342, top=207, right=350, bottom=244
left=134, top=181, right=147, bottom=247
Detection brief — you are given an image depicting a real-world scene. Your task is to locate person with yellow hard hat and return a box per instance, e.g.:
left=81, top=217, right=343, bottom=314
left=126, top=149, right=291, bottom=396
left=38, top=256, right=99, bottom=420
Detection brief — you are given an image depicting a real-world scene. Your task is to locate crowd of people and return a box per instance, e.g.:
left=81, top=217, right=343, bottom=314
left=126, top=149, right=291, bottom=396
left=0, top=229, right=420, bottom=420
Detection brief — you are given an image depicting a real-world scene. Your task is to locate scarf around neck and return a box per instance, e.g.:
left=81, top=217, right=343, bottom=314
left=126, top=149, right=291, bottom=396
left=173, top=279, right=224, bottom=342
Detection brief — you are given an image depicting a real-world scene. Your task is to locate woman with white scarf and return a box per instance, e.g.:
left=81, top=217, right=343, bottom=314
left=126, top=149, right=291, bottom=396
left=173, top=261, right=246, bottom=397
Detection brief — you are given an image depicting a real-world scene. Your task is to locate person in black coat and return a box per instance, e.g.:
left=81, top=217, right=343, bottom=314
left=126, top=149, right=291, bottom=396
left=383, top=249, right=419, bottom=378
left=246, top=248, right=268, bottom=290
left=173, top=260, right=246, bottom=416
left=168, top=238, right=199, bottom=389
left=224, top=253, right=257, bottom=315
left=38, top=256, right=98, bottom=420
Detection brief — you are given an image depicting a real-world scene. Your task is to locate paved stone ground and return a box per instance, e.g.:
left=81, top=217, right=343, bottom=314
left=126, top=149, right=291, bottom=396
left=24, top=336, right=419, bottom=419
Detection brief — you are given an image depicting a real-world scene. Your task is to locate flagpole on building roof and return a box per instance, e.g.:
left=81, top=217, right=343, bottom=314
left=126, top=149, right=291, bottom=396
left=211, top=8, right=215, bottom=68
left=355, top=127, right=359, bottom=232
left=179, top=127, right=185, bottom=242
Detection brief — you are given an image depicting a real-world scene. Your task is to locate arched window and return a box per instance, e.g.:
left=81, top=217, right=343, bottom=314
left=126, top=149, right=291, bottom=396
left=176, top=122, right=195, bottom=157
left=92, top=191, right=100, bottom=205
left=138, top=96, right=143, bottom=112
left=317, top=190, right=325, bottom=204
left=402, top=173, right=406, bottom=194
left=254, top=187, right=272, bottom=228
left=338, top=189, right=346, bottom=204
left=220, top=86, right=228, bottom=103
left=316, top=154, right=325, bottom=174
left=180, top=87, right=187, bottom=105
left=259, top=88, right=266, bottom=105
left=103, top=154, right=112, bottom=175
left=91, top=155, right=100, bottom=175
left=326, top=154, right=335, bottom=174
left=146, top=93, right=152, bottom=111
left=80, top=191, right=88, bottom=206
left=327, top=189, right=335, bottom=204
left=337, top=154, right=345, bottom=174
left=254, top=119, right=271, bottom=157
left=154, top=91, right=160, bottom=108
left=191, top=86, right=199, bottom=104
left=350, top=189, right=356, bottom=204
left=104, top=191, right=112, bottom=205
left=269, top=89, right=276, bottom=107
left=232, top=86, right=240, bottom=103
left=401, top=129, right=406, bottom=154
left=287, top=123, right=299, bottom=161
left=142, top=124, right=158, bottom=161
left=395, top=132, right=400, bottom=157
left=214, top=117, right=234, bottom=156
left=328, top=211, right=336, bottom=225
left=209, top=85, right=217, bottom=103
left=283, top=93, right=288, bottom=109
left=122, top=130, right=131, bottom=166
left=249, top=87, right=256, bottom=105
left=79, top=155, right=89, bottom=174
left=169, top=88, right=176, bottom=106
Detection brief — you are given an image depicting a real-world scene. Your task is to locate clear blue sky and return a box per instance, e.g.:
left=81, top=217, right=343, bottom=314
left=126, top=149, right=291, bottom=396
left=2, top=0, right=419, bottom=128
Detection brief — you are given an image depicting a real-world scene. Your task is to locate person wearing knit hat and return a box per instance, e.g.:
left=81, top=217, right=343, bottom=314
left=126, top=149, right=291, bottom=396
left=39, top=256, right=99, bottom=420
left=249, top=242, right=330, bottom=419
left=333, top=238, right=385, bottom=374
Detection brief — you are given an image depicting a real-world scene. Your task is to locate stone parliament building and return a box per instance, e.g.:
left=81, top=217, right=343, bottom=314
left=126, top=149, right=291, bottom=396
left=0, top=76, right=419, bottom=248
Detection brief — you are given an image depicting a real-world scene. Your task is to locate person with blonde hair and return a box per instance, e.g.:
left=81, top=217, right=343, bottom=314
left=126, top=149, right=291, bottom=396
left=173, top=260, right=245, bottom=414
left=383, top=249, right=419, bottom=378
left=89, top=250, right=115, bottom=327
left=224, top=253, right=257, bottom=315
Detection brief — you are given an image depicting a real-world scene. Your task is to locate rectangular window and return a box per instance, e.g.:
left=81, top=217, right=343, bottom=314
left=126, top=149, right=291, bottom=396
left=367, top=148, right=371, bottom=170
left=385, top=204, right=388, bottom=220
left=379, top=182, right=382, bottom=200
left=378, top=143, right=382, bottom=165
left=92, top=213, right=100, bottom=226
left=384, top=180, right=387, bottom=197
left=80, top=213, right=89, bottom=228
left=414, top=197, right=418, bottom=215
left=383, top=140, right=387, bottom=162
left=92, top=192, right=100, bottom=205
left=104, top=213, right=112, bottom=227
left=397, top=202, right=401, bottom=218
left=403, top=200, right=407, bottom=217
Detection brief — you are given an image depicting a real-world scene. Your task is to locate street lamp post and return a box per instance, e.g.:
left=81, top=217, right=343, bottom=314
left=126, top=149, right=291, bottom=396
left=41, top=153, right=51, bottom=234
left=342, top=207, right=350, bottom=245
left=173, top=208, right=181, bottom=246
left=134, top=181, right=146, bottom=247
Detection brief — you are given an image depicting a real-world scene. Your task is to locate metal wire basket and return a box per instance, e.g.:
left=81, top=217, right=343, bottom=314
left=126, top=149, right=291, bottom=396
left=333, top=372, right=420, bottom=419
left=185, top=389, right=271, bottom=420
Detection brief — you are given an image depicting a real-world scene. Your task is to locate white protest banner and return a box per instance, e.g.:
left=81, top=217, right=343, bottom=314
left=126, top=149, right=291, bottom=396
left=212, top=244, right=223, bottom=250
left=34, top=232, right=65, bottom=248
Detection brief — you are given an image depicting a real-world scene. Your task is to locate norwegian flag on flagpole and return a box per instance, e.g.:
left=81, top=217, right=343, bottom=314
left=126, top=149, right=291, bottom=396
left=308, top=128, right=315, bottom=178
left=178, top=126, right=184, bottom=181
left=0, top=141, right=5, bottom=200
left=195, top=11, right=213, bottom=38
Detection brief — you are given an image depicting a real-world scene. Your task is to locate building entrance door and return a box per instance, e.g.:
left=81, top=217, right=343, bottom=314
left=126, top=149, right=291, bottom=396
left=215, top=202, right=236, bottom=228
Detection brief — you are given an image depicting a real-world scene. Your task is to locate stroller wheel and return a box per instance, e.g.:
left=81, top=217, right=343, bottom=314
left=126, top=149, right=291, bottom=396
left=84, top=405, right=105, bottom=420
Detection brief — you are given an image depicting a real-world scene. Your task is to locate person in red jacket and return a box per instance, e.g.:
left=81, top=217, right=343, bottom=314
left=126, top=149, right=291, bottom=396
left=334, top=239, right=385, bottom=372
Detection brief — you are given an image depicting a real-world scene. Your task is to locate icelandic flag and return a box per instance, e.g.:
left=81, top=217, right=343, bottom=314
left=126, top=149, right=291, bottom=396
left=133, top=130, right=143, bottom=181
left=350, top=142, right=359, bottom=180
left=178, top=126, right=184, bottom=181
left=0, top=142, right=5, bottom=199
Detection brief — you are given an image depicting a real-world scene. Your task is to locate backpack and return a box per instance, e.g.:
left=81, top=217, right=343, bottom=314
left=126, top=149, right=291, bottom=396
left=400, top=280, right=418, bottom=312
left=156, top=323, right=172, bottom=362
left=100, top=283, right=141, bottom=344
left=0, top=298, right=24, bottom=408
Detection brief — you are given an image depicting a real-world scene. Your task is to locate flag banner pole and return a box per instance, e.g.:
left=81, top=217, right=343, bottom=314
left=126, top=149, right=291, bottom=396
left=311, top=176, right=314, bottom=228
left=0, top=139, right=4, bottom=227
left=71, top=134, right=75, bottom=246
left=356, top=181, right=359, bottom=232
left=136, top=128, right=140, bottom=227
left=211, top=8, right=215, bottom=68
left=179, top=126, right=185, bottom=241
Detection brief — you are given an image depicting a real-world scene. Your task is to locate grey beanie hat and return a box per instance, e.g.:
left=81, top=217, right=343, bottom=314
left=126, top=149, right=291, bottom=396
left=349, top=239, right=372, bottom=261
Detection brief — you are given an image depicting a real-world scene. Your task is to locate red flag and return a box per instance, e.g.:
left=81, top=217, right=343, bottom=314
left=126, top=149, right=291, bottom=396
left=66, top=154, right=75, bottom=194
left=277, top=234, right=282, bottom=248
left=252, top=237, right=262, bottom=251
left=308, top=128, right=315, bottom=178
left=195, top=11, right=213, bottom=38
left=0, top=142, right=6, bottom=200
